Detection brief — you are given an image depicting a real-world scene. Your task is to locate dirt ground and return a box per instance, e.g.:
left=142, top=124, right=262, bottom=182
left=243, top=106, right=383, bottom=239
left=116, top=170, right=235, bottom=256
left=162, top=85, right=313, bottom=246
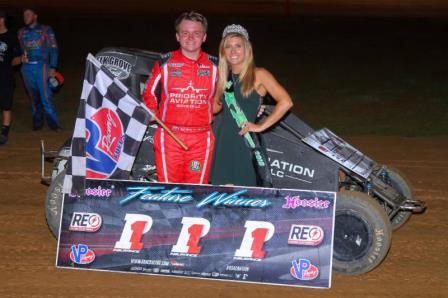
left=0, top=132, right=446, bottom=297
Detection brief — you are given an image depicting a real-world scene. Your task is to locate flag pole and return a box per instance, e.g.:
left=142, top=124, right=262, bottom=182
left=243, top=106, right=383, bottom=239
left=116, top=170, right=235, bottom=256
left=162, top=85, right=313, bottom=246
left=145, top=109, right=189, bottom=151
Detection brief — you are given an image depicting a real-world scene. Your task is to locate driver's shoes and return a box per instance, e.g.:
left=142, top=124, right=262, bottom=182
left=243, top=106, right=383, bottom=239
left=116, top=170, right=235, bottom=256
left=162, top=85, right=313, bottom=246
left=0, top=134, right=8, bottom=145
left=50, top=126, right=63, bottom=133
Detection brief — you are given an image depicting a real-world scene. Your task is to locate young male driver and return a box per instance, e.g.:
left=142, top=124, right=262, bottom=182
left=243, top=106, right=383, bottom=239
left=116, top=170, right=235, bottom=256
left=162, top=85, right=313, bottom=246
left=142, top=11, right=218, bottom=184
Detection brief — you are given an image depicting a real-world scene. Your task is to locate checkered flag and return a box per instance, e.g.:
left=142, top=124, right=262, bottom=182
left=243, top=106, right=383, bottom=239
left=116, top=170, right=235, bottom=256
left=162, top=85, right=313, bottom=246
left=63, top=54, right=152, bottom=196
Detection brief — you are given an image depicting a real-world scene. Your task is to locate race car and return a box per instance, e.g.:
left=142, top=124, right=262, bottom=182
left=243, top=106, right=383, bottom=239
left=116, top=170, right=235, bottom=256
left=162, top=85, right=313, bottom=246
left=41, top=47, right=426, bottom=276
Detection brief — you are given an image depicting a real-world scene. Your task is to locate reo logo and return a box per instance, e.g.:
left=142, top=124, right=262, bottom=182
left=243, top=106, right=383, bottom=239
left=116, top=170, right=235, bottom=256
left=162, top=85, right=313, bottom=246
left=69, top=212, right=102, bottom=232
left=70, top=244, right=95, bottom=265
left=86, top=108, right=124, bottom=178
left=290, top=259, right=319, bottom=280
left=288, top=225, right=324, bottom=246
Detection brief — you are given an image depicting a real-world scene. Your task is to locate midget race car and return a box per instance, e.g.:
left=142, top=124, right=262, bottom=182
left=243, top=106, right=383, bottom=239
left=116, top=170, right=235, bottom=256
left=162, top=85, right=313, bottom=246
left=41, top=47, right=426, bottom=276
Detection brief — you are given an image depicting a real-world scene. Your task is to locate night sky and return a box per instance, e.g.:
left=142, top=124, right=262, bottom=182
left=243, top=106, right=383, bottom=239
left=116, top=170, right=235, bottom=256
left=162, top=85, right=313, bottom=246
left=2, top=0, right=448, bottom=17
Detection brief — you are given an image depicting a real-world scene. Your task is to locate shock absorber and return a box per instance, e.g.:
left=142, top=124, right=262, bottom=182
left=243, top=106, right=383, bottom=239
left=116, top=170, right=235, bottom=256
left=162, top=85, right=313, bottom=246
left=365, top=182, right=373, bottom=196
left=379, top=167, right=390, bottom=184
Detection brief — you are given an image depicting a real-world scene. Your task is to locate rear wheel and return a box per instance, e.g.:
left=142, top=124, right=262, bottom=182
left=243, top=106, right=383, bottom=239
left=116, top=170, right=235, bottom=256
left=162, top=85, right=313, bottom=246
left=333, top=191, right=392, bottom=275
left=45, top=170, right=65, bottom=239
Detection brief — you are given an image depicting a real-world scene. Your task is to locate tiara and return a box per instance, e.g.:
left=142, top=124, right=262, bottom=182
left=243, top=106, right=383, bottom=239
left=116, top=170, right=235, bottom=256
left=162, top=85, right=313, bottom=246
left=222, top=24, right=249, bottom=40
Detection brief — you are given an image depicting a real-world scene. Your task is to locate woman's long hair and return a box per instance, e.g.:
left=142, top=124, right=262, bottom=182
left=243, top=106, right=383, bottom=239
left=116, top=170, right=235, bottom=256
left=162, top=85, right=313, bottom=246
left=217, top=33, right=256, bottom=98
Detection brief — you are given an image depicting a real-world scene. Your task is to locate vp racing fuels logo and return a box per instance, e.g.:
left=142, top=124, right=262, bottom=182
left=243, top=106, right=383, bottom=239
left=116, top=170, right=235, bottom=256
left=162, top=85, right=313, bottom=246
left=290, top=259, right=319, bottom=280
left=69, top=212, right=102, bottom=232
left=97, top=55, right=132, bottom=80
left=86, top=108, right=124, bottom=178
left=70, top=244, right=95, bottom=265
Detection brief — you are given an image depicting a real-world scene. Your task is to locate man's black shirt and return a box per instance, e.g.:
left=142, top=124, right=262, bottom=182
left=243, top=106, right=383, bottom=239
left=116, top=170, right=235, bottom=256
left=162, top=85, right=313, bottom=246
left=0, top=30, right=21, bottom=80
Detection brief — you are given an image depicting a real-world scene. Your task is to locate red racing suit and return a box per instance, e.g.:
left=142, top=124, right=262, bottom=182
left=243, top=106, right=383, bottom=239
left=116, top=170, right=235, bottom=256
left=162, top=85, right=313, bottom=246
left=142, top=50, right=218, bottom=184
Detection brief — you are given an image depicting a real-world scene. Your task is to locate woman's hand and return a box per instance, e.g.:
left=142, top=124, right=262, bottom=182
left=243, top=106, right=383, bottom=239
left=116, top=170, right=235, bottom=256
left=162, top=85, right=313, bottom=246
left=213, top=88, right=224, bottom=114
left=239, top=121, right=264, bottom=135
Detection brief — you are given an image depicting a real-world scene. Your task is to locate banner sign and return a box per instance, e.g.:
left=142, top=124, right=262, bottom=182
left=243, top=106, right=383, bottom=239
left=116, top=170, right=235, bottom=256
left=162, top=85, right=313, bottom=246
left=56, top=179, right=336, bottom=289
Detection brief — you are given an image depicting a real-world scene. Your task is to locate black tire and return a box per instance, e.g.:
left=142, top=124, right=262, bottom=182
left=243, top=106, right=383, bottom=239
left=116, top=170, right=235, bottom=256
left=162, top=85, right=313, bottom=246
left=386, top=168, right=413, bottom=230
left=333, top=191, right=392, bottom=275
left=45, top=169, right=65, bottom=239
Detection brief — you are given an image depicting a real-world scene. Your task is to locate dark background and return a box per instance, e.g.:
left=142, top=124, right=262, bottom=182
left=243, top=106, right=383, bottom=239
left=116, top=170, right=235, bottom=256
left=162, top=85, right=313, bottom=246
left=2, top=1, right=448, bottom=136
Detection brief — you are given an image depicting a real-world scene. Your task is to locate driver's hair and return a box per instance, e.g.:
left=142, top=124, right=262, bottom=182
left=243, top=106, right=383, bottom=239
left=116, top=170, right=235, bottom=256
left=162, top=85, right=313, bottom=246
left=175, top=11, right=208, bottom=33
left=217, top=33, right=256, bottom=98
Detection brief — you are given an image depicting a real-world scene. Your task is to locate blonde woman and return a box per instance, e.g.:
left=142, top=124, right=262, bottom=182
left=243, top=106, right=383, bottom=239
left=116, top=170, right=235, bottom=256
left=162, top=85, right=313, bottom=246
left=210, top=24, right=293, bottom=186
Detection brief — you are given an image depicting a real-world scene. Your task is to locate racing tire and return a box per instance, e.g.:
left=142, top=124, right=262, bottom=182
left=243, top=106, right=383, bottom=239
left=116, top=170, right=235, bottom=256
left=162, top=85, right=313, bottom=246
left=333, top=191, right=392, bottom=275
left=45, top=169, right=65, bottom=239
left=386, top=168, right=413, bottom=230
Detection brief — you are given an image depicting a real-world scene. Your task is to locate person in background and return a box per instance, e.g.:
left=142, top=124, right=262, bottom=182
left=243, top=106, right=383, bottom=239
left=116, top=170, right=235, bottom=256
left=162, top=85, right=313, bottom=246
left=0, top=10, right=22, bottom=145
left=210, top=24, right=293, bottom=186
left=142, top=11, right=219, bottom=184
left=18, top=7, right=61, bottom=131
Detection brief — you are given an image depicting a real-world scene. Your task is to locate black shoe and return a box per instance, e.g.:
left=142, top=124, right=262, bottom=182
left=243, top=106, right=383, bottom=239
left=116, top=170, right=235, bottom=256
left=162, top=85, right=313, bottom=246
left=0, top=134, right=8, bottom=145
left=50, top=126, right=63, bottom=133
left=33, top=124, right=43, bottom=131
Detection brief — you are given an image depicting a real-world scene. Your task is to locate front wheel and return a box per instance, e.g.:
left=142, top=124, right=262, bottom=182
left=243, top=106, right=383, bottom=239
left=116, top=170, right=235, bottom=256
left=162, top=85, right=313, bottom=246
left=45, top=170, right=65, bottom=239
left=333, top=191, right=392, bottom=275
left=385, top=168, right=413, bottom=230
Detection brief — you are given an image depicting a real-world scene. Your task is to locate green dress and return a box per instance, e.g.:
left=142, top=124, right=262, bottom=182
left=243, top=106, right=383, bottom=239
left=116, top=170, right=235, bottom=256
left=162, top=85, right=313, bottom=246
left=210, top=74, right=262, bottom=186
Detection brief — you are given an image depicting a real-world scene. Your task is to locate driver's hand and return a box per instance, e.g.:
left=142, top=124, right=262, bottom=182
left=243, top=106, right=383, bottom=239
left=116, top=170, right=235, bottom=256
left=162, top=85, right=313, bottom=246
left=48, top=68, right=56, bottom=78
left=21, top=53, right=29, bottom=63
left=149, top=110, right=158, bottom=122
